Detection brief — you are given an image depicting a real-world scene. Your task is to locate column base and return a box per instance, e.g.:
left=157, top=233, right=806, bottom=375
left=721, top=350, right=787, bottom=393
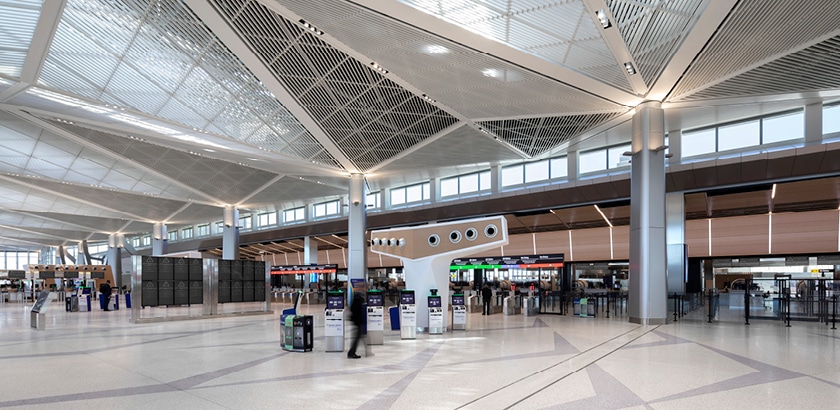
left=629, top=317, right=668, bottom=325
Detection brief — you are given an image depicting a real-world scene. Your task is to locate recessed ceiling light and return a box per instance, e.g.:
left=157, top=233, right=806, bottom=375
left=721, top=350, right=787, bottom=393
left=482, top=69, right=498, bottom=78
left=203, top=148, right=215, bottom=152
left=624, top=62, right=636, bottom=75
left=425, top=45, right=449, bottom=54
left=370, top=62, right=388, bottom=74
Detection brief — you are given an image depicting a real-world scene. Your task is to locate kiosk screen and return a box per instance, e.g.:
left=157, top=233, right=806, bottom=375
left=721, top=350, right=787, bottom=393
left=428, top=297, right=441, bottom=308
left=400, top=292, right=415, bottom=305
left=452, top=295, right=464, bottom=306
left=327, top=295, right=344, bottom=309
left=367, top=293, right=383, bottom=307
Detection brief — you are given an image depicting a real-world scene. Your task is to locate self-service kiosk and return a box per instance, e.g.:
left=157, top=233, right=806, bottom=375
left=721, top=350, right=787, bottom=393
left=451, top=293, right=466, bottom=331
left=399, top=289, right=416, bottom=339
left=428, top=291, right=443, bottom=335
left=325, top=291, right=345, bottom=352
left=366, top=290, right=384, bottom=345
left=283, top=315, right=313, bottom=352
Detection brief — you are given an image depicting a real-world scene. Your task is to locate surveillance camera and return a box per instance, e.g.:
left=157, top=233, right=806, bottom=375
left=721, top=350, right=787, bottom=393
left=353, top=200, right=360, bottom=206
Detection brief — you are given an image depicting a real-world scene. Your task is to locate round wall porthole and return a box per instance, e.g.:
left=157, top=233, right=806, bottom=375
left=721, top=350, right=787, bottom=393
left=449, top=230, right=462, bottom=244
left=465, top=227, right=478, bottom=241
left=428, top=234, right=440, bottom=247
left=485, top=224, right=498, bottom=238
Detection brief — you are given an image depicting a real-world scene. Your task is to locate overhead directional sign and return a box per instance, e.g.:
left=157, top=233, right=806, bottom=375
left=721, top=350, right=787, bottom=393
left=451, top=254, right=564, bottom=270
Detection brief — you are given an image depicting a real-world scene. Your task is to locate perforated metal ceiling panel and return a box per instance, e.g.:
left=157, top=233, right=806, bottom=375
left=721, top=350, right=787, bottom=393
left=278, top=0, right=627, bottom=119
left=0, top=0, right=43, bottom=78
left=478, top=112, right=626, bottom=157
left=370, top=124, right=522, bottom=177
left=214, top=0, right=459, bottom=172
left=38, top=0, right=340, bottom=168
left=607, top=0, right=702, bottom=86
left=669, top=0, right=840, bottom=101
left=166, top=203, right=227, bottom=225
left=240, top=176, right=347, bottom=210
left=396, top=0, right=632, bottom=92
left=48, top=120, right=283, bottom=204
left=677, top=36, right=840, bottom=101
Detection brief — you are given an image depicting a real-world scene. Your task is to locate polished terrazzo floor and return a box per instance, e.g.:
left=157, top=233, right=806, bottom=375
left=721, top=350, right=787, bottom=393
left=1, top=298, right=838, bottom=409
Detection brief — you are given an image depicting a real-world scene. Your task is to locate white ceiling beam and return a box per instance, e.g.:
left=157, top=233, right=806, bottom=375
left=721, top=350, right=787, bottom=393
left=0, top=223, right=79, bottom=242
left=581, top=0, right=647, bottom=95
left=647, top=0, right=739, bottom=102
left=235, top=174, right=287, bottom=208
left=8, top=109, right=228, bottom=207
left=345, top=0, right=642, bottom=107
left=662, top=89, right=840, bottom=110
left=0, top=207, right=107, bottom=233
left=185, top=0, right=359, bottom=173
left=0, top=236, right=51, bottom=247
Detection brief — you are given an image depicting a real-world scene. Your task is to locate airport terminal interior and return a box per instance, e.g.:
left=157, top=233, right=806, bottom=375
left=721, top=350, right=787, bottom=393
left=2, top=0, right=840, bottom=408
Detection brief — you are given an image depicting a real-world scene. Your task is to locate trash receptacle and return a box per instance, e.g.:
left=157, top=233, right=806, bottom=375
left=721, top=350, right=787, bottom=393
left=125, top=293, right=131, bottom=308
left=389, top=306, right=400, bottom=330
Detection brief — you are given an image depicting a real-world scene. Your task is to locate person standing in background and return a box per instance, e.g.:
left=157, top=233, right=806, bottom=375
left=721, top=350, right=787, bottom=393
left=99, top=280, right=112, bottom=311
left=482, top=283, right=492, bottom=315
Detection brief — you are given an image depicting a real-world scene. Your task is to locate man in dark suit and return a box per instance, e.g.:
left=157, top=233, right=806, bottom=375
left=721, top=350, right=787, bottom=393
left=482, top=283, right=492, bottom=315
left=99, top=280, right=112, bottom=311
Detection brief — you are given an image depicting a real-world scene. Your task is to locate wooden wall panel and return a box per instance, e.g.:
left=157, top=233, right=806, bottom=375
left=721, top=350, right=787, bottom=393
left=772, top=210, right=838, bottom=254
left=535, top=231, right=569, bottom=255
left=570, top=227, right=611, bottom=261
left=611, top=226, right=630, bottom=260
left=686, top=219, right=709, bottom=257
left=500, top=233, right=535, bottom=256
left=710, top=214, right=769, bottom=256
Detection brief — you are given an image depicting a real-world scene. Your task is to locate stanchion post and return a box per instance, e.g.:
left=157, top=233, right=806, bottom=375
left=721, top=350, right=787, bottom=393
left=744, top=285, right=750, bottom=326
left=832, top=294, right=837, bottom=330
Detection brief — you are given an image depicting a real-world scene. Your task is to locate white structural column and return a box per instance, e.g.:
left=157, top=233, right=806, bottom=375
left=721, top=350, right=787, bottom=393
left=667, top=130, right=682, bottom=164
left=567, top=150, right=579, bottom=180
left=347, top=174, right=367, bottom=300
left=805, top=102, right=823, bottom=144
left=666, top=192, right=687, bottom=294
left=303, top=236, right=318, bottom=289
left=628, top=101, right=668, bottom=325
left=107, top=233, right=124, bottom=289
left=152, top=222, right=167, bottom=256
left=222, top=207, right=240, bottom=260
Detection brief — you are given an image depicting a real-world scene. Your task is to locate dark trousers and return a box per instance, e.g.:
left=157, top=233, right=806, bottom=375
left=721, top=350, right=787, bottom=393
left=103, top=295, right=111, bottom=310
left=483, top=299, right=491, bottom=315
left=348, top=323, right=362, bottom=355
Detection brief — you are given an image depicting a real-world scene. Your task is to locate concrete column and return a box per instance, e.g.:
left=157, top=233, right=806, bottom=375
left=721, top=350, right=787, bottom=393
left=222, top=207, right=240, bottom=260
left=347, top=174, right=367, bottom=301
left=666, top=192, right=686, bottom=294
left=805, top=102, right=823, bottom=144
left=490, top=165, right=500, bottom=193
left=152, top=222, right=167, bottom=256
left=107, top=233, right=123, bottom=289
left=567, top=150, right=579, bottom=180
left=76, top=241, right=87, bottom=265
left=628, top=101, right=668, bottom=325
left=303, top=236, right=318, bottom=289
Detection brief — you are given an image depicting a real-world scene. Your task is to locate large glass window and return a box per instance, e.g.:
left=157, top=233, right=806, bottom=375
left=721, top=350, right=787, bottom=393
left=762, top=111, right=803, bottom=144
left=180, top=228, right=192, bottom=240
left=284, top=207, right=305, bottom=223
left=196, top=224, right=210, bottom=236
left=391, top=182, right=430, bottom=205
left=501, top=164, right=524, bottom=186
left=441, top=171, right=491, bottom=197
left=366, top=192, right=380, bottom=209
left=215, top=221, right=224, bottom=233
left=607, top=144, right=631, bottom=169
left=524, top=161, right=549, bottom=183
left=167, top=231, right=178, bottom=241
left=823, top=104, right=840, bottom=135
left=579, top=149, right=607, bottom=174
left=142, top=235, right=152, bottom=246
left=550, top=157, right=568, bottom=179
left=682, top=128, right=716, bottom=157
left=718, top=120, right=760, bottom=151
left=313, top=200, right=340, bottom=218
left=257, top=212, right=277, bottom=227
left=0, top=251, right=40, bottom=270
left=239, top=216, right=252, bottom=230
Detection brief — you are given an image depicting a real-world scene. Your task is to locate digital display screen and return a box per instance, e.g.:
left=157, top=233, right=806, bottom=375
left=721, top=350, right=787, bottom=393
left=367, top=293, right=383, bottom=307
left=327, top=295, right=344, bottom=310
left=400, top=292, right=415, bottom=305
left=428, top=297, right=441, bottom=308
left=452, top=295, right=464, bottom=305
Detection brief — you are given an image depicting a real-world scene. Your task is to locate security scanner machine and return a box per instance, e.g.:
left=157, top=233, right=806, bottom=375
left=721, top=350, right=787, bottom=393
left=283, top=315, right=313, bottom=352
left=366, top=290, right=384, bottom=345
left=451, top=293, right=466, bottom=330
left=325, top=290, right=345, bottom=352
left=427, top=290, right=443, bottom=334
left=399, top=289, right=417, bottom=339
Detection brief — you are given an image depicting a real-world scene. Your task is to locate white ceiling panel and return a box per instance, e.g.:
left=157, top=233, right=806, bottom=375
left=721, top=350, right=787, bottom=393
left=0, top=0, right=44, bottom=78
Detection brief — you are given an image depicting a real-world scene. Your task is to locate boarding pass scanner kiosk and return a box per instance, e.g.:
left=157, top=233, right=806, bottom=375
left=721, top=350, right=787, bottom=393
left=428, top=291, right=443, bottom=334
left=366, top=290, right=384, bottom=345
left=452, top=293, right=466, bottom=330
left=325, top=291, right=345, bottom=352
left=399, top=290, right=416, bottom=339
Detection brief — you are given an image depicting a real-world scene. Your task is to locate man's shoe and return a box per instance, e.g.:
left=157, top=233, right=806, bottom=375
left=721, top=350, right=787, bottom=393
left=347, top=353, right=361, bottom=359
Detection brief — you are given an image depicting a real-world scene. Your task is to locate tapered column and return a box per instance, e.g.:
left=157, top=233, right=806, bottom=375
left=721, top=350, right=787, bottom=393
left=347, top=174, right=367, bottom=300
left=222, top=207, right=239, bottom=260
left=629, top=101, right=668, bottom=325
left=303, top=236, right=317, bottom=289
left=107, top=233, right=123, bottom=289
left=152, top=222, right=167, bottom=256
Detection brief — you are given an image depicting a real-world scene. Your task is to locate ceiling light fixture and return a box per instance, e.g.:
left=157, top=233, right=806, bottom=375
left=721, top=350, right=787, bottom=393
left=624, top=62, right=636, bottom=75
left=425, top=45, right=449, bottom=54
left=596, top=9, right=612, bottom=29
left=298, top=19, right=324, bottom=35
left=594, top=204, right=613, bottom=228
left=771, top=183, right=777, bottom=199
left=421, top=94, right=437, bottom=103
left=370, top=62, right=388, bottom=74
left=482, top=68, right=498, bottom=78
